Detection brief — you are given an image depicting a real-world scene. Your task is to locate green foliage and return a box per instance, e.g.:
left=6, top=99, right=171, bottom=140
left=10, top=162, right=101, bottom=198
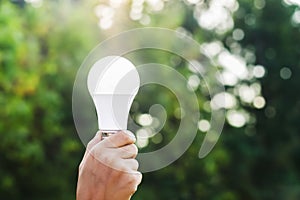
left=0, top=1, right=100, bottom=199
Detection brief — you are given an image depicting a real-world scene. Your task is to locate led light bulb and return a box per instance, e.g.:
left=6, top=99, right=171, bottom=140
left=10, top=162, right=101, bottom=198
left=87, top=56, right=140, bottom=137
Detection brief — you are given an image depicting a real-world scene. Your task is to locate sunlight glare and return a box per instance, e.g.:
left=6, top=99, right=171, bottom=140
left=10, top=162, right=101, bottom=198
left=219, top=71, right=238, bottom=86
left=226, top=110, right=247, bottom=127
left=284, top=0, right=300, bottom=6
left=137, top=114, right=153, bottom=126
left=211, top=92, right=237, bottom=109
left=201, top=41, right=223, bottom=57
left=253, top=96, right=266, bottom=109
left=198, top=120, right=211, bottom=132
left=238, top=84, right=255, bottom=103
left=253, top=65, right=266, bottom=78
left=292, top=10, right=300, bottom=24
left=218, top=51, right=248, bottom=79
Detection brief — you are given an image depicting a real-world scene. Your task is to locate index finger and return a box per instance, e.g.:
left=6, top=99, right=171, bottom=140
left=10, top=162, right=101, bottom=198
left=101, top=130, right=136, bottom=148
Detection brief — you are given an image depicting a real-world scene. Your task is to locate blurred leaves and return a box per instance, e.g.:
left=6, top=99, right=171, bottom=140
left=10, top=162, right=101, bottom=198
left=0, top=1, right=100, bottom=199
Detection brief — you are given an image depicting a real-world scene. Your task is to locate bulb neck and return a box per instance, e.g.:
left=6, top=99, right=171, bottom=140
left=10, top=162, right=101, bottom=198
left=100, top=131, right=115, bottom=139
left=93, top=94, right=134, bottom=131
left=100, top=130, right=120, bottom=132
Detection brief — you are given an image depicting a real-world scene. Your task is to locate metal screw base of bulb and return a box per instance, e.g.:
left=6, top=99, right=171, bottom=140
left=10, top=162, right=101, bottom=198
left=101, top=131, right=116, bottom=140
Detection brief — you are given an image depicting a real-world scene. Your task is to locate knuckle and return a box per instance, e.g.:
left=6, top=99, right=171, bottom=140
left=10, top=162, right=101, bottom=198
left=126, top=173, right=142, bottom=193
left=125, top=144, right=138, bottom=156
left=132, top=159, right=139, bottom=170
left=86, top=133, right=101, bottom=149
left=135, top=172, right=142, bottom=186
left=90, top=143, right=101, bottom=155
left=121, top=134, right=131, bottom=143
left=86, top=140, right=94, bottom=150
left=103, top=137, right=114, bottom=147
left=121, top=131, right=135, bottom=143
left=89, top=146, right=97, bottom=157
left=132, top=144, right=138, bottom=156
left=124, top=159, right=139, bottom=171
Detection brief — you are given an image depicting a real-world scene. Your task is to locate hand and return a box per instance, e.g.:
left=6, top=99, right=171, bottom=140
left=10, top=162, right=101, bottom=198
left=76, top=131, right=142, bottom=200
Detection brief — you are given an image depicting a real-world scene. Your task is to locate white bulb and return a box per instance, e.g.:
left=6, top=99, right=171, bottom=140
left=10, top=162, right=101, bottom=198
left=87, top=56, right=140, bottom=132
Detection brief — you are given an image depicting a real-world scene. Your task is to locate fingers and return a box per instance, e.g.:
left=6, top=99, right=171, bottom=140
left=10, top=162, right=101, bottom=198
left=86, top=131, right=102, bottom=150
left=135, top=171, right=143, bottom=187
left=128, top=171, right=143, bottom=193
left=84, top=130, right=140, bottom=173
left=102, top=130, right=136, bottom=148
left=118, top=144, right=138, bottom=159
left=122, top=159, right=139, bottom=171
left=113, top=171, right=143, bottom=199
left=82, top=131, right=102, bottom=160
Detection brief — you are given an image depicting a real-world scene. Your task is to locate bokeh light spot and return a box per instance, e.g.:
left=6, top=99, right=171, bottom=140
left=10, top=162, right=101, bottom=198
left=265, top=106, right=276, bottom=118
left=198, top=120, right=211, bottom=132
left=226, top=110, right=247, bottom=127
left=187, top=75, right=201, bottom=91
left=137, top=114, right=153, bottom=126
left=254, top=0, right=266, bottom=9
left=211, top=92, right=237, bottom=109
left=253, top=96, right=266, bottom=109
left=232, top=28, right=245, bottom=41
left=253, top=65, right=266, bottom=78
left=292, top=10, right=300, bottom=24
left=280, top=67, right=292, bottom=80
left=238, top=84, right=256, bottom=103
left=152, top=133, right=163, bottom=144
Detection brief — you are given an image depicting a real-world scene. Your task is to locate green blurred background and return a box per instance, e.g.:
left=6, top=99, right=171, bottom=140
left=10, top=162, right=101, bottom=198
left=1, top=0, right=300, bottom=199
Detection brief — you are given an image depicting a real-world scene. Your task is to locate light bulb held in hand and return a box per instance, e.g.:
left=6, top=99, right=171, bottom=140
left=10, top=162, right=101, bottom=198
left=87, top=56, right=140, bottom=138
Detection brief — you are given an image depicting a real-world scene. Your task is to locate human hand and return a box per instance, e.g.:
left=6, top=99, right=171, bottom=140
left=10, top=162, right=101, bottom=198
left=76, top=131, right=142, bottom=200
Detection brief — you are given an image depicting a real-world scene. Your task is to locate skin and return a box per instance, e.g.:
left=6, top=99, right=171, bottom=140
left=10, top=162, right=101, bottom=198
left=77, top=131, right=142, bottom=200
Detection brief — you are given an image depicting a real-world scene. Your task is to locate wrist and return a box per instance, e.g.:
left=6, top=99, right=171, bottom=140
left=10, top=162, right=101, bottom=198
left=77, top=176, right=106, bottom=200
